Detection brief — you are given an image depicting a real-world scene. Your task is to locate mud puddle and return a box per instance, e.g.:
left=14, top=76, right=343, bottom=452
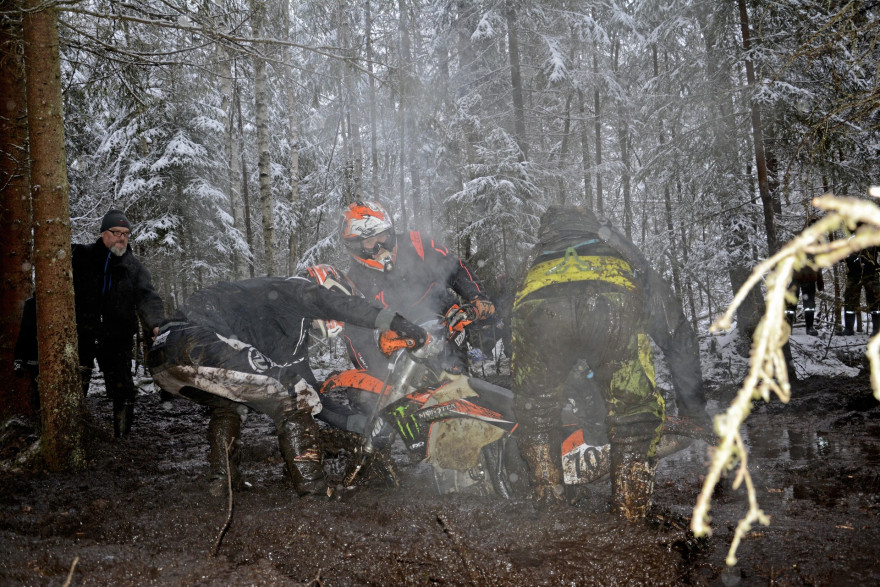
left=1, top=373, right=879, bottom=585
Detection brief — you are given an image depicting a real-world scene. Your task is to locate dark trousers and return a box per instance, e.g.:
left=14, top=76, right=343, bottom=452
left=511, top=283, right=665, bottom=453
left=844, top=271, right=880, bottom=312
left=787, top=280, right=817, bottom=315
left=78, top=331, right=136, bottom=412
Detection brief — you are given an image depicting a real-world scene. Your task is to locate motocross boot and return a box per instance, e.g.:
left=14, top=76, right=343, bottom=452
left=113, top=400, right=134, bottom=438
left=278, top=410, right=329, bottom=498
left=610, top=442, right=657, bottom=521
left=608, top=413, right=661, bottom=521
left=872, top=312, right=880, bottom=336
left=843, top=311, right=856, bottom=336
left=804, top=310, right=818, bottom=336
left=521, top=438, right=565, bottom=503
left=207, top=407, right=244, bottom=497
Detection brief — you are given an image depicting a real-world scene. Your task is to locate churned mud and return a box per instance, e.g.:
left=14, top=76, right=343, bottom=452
left=1, top=370, right=879, bottom=585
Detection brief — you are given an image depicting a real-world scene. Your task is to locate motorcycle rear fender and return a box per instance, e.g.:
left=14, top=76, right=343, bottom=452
left=320, top=369, right=385, bottom=395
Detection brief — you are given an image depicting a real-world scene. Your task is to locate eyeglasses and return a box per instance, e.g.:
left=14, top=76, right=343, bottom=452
left=107, top=229, right=131, bottom=238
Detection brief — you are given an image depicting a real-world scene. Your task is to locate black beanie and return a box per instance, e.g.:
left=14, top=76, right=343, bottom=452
left=100, top=209, right=131, bottom=232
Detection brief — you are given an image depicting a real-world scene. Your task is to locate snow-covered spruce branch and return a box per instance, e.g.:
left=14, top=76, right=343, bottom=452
left=58, top=5, right=385, bottom=79
left=692, top=188, right=880, bottom=566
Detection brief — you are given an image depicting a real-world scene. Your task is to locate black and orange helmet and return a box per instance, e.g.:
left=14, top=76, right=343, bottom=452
left=340, top=201, right=397, bottom=272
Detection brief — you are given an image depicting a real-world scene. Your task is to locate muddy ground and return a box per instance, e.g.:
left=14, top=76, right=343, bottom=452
left=1, top=368, right=879, bottom=586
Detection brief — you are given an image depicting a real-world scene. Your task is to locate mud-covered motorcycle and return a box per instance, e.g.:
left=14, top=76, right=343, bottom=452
left=320, top=305, right=712, bottom=497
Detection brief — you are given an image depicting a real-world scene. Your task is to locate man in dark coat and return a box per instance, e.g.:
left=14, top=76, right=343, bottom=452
left=511, top=206, right=708, bottom=520
left=147, top=275, right=427, bottom=497
left=72, top=210, right=166, bottom=437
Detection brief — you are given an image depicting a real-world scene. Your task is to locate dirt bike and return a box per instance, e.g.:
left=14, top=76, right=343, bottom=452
left=320, top=305, right=713, bottom=497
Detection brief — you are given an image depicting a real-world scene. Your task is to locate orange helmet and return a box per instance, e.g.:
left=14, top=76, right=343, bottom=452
left=302, top=264, right=360, bottom=337
left=340, top=201, right=397, bottom=272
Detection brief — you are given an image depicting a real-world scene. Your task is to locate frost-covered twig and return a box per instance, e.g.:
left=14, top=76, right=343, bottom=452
left=692, top=189, right=880, bottom=565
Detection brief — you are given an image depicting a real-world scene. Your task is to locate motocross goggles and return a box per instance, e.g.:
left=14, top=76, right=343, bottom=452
left=345, top=230, right=397, bottom=272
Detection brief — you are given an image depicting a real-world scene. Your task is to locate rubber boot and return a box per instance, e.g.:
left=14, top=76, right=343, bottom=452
left=872, top=312, right=880, bottom=336
left=113, top=401, right=134, bottom=438
left=610, top=442, right=657, bottom=521
left=207, top=408, right=243, bottom=497
left=521, top=439, right=565, bottom=502
left=784, top=309, right=795, bottom=327
left=278, top=410, right=328, bottom=497
left=804, top=310, right=818, bottom=336
left=843, top=312, right=855, bottom=336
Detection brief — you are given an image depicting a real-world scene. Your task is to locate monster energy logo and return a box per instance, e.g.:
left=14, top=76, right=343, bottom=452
left=390, top=405, right=421, bottom=442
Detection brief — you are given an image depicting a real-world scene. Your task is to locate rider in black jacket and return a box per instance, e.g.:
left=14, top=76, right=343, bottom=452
left=148, top=276, right=427, bottom=498
left=340, top=200, right=497, bottom=371
left=72, top=209, right=166, bottom=437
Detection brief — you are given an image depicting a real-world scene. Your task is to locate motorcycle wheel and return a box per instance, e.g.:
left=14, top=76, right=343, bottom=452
left=431, top=438, right=517, bottom=498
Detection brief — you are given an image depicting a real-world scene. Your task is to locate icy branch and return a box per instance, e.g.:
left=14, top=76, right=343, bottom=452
left=693, top=188, right=880, bottom=566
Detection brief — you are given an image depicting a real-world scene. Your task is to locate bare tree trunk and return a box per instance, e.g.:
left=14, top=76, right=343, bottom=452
left=618, top=113, right=632, bottom=239
left=700, top=5, right=763, bottom=348
left=0, top=4, right=36, bottom=421
left=219, top=48, right=245, bottom=280
left=339, top=0, right=363, bottom=204
left=578, top=89, right=593, bottom=211
left=556, top=91, right=572, bottom=205
left=592, top=40, right=604, bottom=215
left=282, top=0, right=301, bottom=275
left=22, top=0, right=85, bottom=470
left=235, top=92, right=255, bottom=279
left=365, top=0, right=380, bottom=197
left=738, top=0, right=779, bottom=254
left=505, top=0, right=527, bottom=160
left=252, top=0, right=275, bottom=276
left=398, top=0, right=421, bottom=225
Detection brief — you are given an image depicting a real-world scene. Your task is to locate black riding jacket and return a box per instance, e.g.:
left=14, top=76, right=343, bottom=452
left=172, top=277, right=392, bottom=382
left=72, top=239, right=166, bottom=344
left=347, top=230, right=489, bottom=324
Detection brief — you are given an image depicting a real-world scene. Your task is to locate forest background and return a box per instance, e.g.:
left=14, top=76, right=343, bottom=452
left=0, top=1, right=878, bottom=466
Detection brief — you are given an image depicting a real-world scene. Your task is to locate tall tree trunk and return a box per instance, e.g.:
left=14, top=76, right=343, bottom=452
left=22, top=0, right=85, bottom=470
left=339, top=0, right=362, bottom=204
left=700, top=5, right=763, bottom=348
left=237, top=92, right=255, bottom=279
left=505, top=0, right=527, bottom=160
left=219, top=49, right=245, bottom=280
left=252, top=0, right=275, bottom=276
left=398, top=0, right=420, bottom=225
left=578, top=89, right=593, bottom=211
left=618, top=112, right=632, bottom=239
left=365, top=0, right=380, bottom=196
left=737, top=0, right=779, bottom=254
left=283, top=0, right=301, bottom=275
left=0, top=4, right=35, bottom=421
left=592, top=40, right=604, bottom=215
left=557, top=91, right=573, bottom=205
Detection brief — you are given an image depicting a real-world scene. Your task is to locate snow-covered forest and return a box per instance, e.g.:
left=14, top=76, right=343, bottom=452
left=18, top=0, right=880, bottom=325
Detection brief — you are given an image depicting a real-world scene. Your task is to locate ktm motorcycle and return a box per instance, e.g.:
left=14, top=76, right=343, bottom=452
left=320, top=306, right=712, bottom=497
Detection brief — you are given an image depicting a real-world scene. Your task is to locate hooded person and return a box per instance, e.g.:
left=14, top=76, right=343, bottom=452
left=72, top=209, right=166, bottom=437
left=147, top=275, right=428, bottom=498
left=511, top=206, right=708, bottom=520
